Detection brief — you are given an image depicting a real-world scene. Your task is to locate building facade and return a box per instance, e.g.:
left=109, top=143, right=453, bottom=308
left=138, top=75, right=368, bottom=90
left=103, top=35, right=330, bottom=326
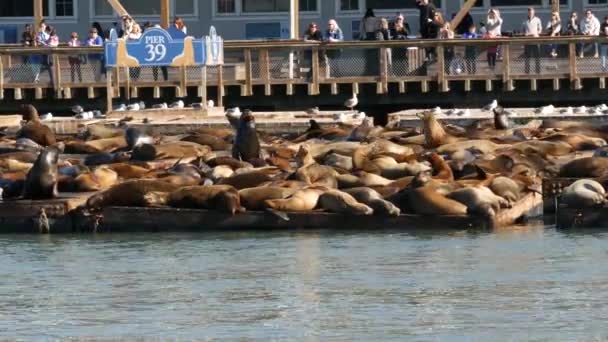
left=0, top=0, right=606, bottom=43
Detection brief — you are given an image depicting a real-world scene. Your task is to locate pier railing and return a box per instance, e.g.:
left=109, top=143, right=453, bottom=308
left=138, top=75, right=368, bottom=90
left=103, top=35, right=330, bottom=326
left=0, top=36, right=607, bottom=104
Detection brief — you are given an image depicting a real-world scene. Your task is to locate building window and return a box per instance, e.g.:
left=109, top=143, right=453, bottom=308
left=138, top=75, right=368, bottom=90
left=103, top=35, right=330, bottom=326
left=55, top=0, right=74, bottom=17
left=121, top=0, right=161, bottom=15
left=365, top=0, right=441, bottom=9
left=0, top=0, right=49, bottom=17
left=299, top=0, right=317, bottom=11
left=587, top=0, right=607, bottom=4
left=217, top=0, right=236, bottom=13
left=340, top=0, right=359, bottom=11
left=93, top=0, right=114, bottom=16
left=243, top=0, right=289, bottom=12
left=489, top=0, right=541, bottom=5
left=175, top=0, right=196, bottom=15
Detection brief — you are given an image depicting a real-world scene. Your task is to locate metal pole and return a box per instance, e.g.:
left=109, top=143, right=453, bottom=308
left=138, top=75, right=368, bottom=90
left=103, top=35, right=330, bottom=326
left=288, top=0, right=299, bottom=80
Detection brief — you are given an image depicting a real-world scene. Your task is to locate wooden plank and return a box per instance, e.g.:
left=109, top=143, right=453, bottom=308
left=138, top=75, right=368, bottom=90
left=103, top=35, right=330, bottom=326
left=380, top=47, right=388, bottom=93
left=160, top=0, right=170, bottom=29
left=450, top=0, right=477, bottom=31
left=106, top=0, right=130, bottom=18
left=106, top=68, right=113, bottom=113
left=569, top=42, right=581, bottom=89
left=200, top=66, right=207, bottom=103
left=217, top=65, right=224, bottom=107
left=52, top=54, right=61, bottom=96
left=502, top=44, right=513, bottom=91
left=0, top=54, right=3, bottom=99
left=179, top=66, right=187, bottom=97
left=260, top=49, right=271, bottom=95
left=244, top=48, right=253, bottom=96
left=311, top=48, right=320, bottom=95
left=437, top=45, right=448, bottom=92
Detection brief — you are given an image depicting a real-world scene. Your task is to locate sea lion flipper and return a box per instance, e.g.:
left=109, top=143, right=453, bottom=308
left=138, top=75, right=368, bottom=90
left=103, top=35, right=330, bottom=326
left=266, top=208, right=290, bottom=221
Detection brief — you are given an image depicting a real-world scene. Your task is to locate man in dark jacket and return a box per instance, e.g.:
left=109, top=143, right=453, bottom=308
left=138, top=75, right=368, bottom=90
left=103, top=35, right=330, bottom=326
left=416, top=0, right=436, bottom=38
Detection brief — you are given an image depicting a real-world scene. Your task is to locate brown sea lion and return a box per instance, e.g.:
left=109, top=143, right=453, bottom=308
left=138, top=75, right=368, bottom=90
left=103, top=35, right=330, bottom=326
left=16, top=105, right=56, bottom=147
left=85, top=124, right=124, bottom=139
left=157, top=173, right=202, bottom=187
left=343, top=187, right=401, bottom=216
left=437, top=140, right=507, bottom=155
left=559, top=157, right=608, bottom=178
left=560, top=179, right=606, bottom=208
left=86, top=179, right=180, bottom=209
left=145, top=185, right=245, bottom=215
left=292, top=120, right=349, bottom=143
left=106, top=163, right=151, bottom=179
left=181, top=134, right=230, bottom=151
left=218, top=171, right=275, bottom=190
left=427, top=153, right=454, bottom=181
left=233, top=109, right=261, bottom=162
left=318, top=190, right=374, bottom=215
left=447, top=186, right=510, bottom=218
left=351, top=140, right=415, bottom=171
left=22, top=145, right=61, bottom=200
left=511, top=140, right=572, bottom=157
left=295, top=145, right=338, bottom=186
left=265, top=156, right=292, bottom=173
left=238, top=186, right=297, bottom=210
left=416, top=111, right=462, bottom=148
left=208, top=165, right=235, bottom=181
left=265, top=187, right=326, bottom=212
left=0, top=158, right=33, bottom=173
left=206, top=156, right=253, bottom=170
left=194, top=127, right=234, bottom=140
left=132, top=142, right=211, bottom=161
left=63, top=140, right=103, bottom=154
left=70, top=166, right=119, bottom=192
left=489, top=176, right=523, bottom=205
left=84, top=136, right=128, bottom=153
left=539, top=133, right=606, bottom=151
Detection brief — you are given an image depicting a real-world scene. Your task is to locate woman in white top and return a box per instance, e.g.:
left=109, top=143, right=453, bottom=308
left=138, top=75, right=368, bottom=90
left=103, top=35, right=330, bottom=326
left=547, top=12, right=562, bottom=57
left=486, top=8, right=503, bottom=37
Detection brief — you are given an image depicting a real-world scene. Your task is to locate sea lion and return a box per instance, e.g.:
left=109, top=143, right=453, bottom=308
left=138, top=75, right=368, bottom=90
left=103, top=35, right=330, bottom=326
left=132, top=142, right=211, bottom=161
left=84, top=152, right=131, bottom=166
left=85, top=136, right=128, bottom=153
left=293, top=120, right=348, bottom=142
left=347, top=117, right=378, bottom=142
left=560, top=179, right=606, bottom=209
left=22, top=145, right=61, bottom=200
left=208, top=165, right=234, bottom=181
left=490, top=176, right=523, bottom=205
left=437, top=140, right=507, bottom=155
left=295, top=145, right=338, bottom=187
left=238, top=186, right=297, bottom=210
left=85, top=124, right=124, bottom=140
left=194, top=127, right=234, bottom=140
left=146, top=185, right=245, bottom=215
left=389, top=172, right=468, bottom=216
left=218, top=171, right=275, bottom=190
left=447, top=186, right=510, bottom=218
left=416, top=111, right=461, bottom=148
left=15, top=138, right=43, bottom=153
left=232, top=109, right=261, bottom=162
left=71, top=166, right=119, bottom=192
left=206, top=156, right=253, bottom=170
left=559, top=157, right=608, bottom=178
left=318, top=190, right=374, bottom=215
left=86, top=179, right=180, bottom=210
left=427, top=153, right=454, bottom=181
left=343, top=187, right=401, bottom=216
left=16, top=105, right=56, bottom=147
left=323, top=152, right=353, bottom=171
left=493, top=106, right=511, bottom=130
left=265, top=187, right=326, bottom=212
left=106, top=163, right=150, bottom=179
left=539, top=133, right=606, bottom=151
left=352, top=140, right=415, bottom=170
left=181, top=133, right=229, bottom=151
left=125, top=127, right=154, bottom=150
left=511, top=140, right=573, bottom=157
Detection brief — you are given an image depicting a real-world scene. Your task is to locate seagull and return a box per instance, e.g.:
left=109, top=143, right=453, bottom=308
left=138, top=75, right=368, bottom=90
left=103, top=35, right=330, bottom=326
left=446, top=108, right=458, bottom=116
left=40, top=113, right=53, bottom=121
left=344, top=93, right=358, bottom=111
left=457, top=109, right=471, bottom=117
left=598, top=103, right=608, bottom=111
left=113, top=104, right=127, bottom=112
left=93, top=110, right=104, bottom=119
left=138, top=101, right=146, bottom=110
left=306, top=106, right=320, bottom=115
left=152, top=103, right=168, bottom=109
left=191, top=103, right=204, bottom=109
left=352, top=112, right=366, bottom=120
left=226, top=107, right=241, bottom=117
left=207, top=100, right=215, bottom=108
left=589, top=107, right=602, bottom=115
left=333, top=113, right=347, bottom=123
left=71, top=105, right=84, bottom=114
left=75, top=111, right=93, bottom=120
left=536, top=105, right=554, bottom=115
left=574, top=106, right=587, bottom=114
left=560, top=107, right=574, bottom=115
left=432, top=106, right=442, bottom=115
left=127, top=103, right=140, bottom=111
left=484, top=99, right=498, bottom=111
left=170, top=100, right=185, bottom=109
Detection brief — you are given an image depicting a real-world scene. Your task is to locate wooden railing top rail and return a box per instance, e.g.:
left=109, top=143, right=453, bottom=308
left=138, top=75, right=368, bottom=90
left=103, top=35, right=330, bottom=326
left=0, top=35, right=606, bottom=54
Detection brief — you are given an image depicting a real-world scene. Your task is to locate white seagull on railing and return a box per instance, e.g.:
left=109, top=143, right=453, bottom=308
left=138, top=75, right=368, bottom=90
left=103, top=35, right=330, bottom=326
left=344, top=94, right=358, bottom=111
left=484, top=99, right=498, bottom=111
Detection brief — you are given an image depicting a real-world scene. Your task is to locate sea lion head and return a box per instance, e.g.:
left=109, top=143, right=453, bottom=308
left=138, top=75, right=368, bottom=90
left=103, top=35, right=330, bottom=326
left=411, top=171, right=432, bottom=188
left=239, top=110, right=256, bottom=129
left=125, top=127, right=153, bottom=150
left=493, top=106, right=510, bottom=130
left=216, top=191, right=245, bottom=216
left=307, top=119, right=322, bottom=132
left=20, top=104, right=40, bottom=122
left=295, top=145, right=313, bottom=168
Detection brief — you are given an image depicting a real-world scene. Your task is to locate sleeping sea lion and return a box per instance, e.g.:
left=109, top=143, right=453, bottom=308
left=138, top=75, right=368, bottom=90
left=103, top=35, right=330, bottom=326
left=218, top=171, right=275, bottom=190
left=16, top=104, right=56, bottom=147
left=181, top=133, right=230, bottom=151
left=86, top=179, right=180, bottom=210
left=343, top=187, right=401, bottom=216
left=106, top=163, right=151, bottom=179
left=238, top=186, right=297, bottom=210
left=559, top=157, right=608, bottom=178
left=146, top=185, right=245, bottom=215
left=447, top=186, right=510, bottom=218
left=318, top=190, right=374, bottom=215
left=560, top=179, right=606, bottom=209
left=132, top=142, right=211, bottom=161
left=265, top=187, right=326, bottom=212
left=84, top=152, right=131, bottom=166
left=22, top=145, right=61, bottom=199
left=293, top=120, right=348, bottom=142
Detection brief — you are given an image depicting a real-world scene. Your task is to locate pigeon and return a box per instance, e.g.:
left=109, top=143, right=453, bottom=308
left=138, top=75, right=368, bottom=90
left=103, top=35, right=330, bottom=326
left=113, top=104, right=127, bottom=112
left=207, top=100, right=215, bottom=108
left=127, top=103, right=140, bottom=111
left=170, top=100, right=185, bottom=109
left=352, top=112, right=366, bottom=120
left=226, top=107, right=241, bottom=117
left=306, top=106, right=320, bottom=115
left=561, top=107, right=574, bottom=115
left=484, top=99, right=498, bottom=111
left=432, top=106, right=442, bottom=115
left=152, top=103, right=168, bottom=109
left=40, top=113, right=53, bottom=121
left=75, top=111, right=94, bottom=120
left=344, top=93, right=358, bottom=111
left=71, top=105, right=84, bottom=114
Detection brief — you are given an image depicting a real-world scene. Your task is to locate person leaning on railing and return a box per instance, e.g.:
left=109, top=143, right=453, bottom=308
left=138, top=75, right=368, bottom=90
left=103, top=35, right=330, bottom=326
left=86, top=27, right=104, bottom=82
left=462, top=24, right=479, bottom=74
left=547, top=12, right=562, bottom=58
left=303, top=22, right=323, bottom=79
left=68, top=32, right=83, bottom=83
left=127, top=24, right=143, bottom=81
left=21, top=24, right=35, bottom=65
left=323, top=20, right=343, bottom=78
left=580, top=9, right=600, bottom=58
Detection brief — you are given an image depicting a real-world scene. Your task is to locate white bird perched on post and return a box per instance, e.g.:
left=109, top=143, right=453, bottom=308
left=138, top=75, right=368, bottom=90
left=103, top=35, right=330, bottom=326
left=561, top=107, right=574, bottom=115
left=127, top=103, right=140, bottom=111
left=113, top=104, right=127, bottom=112
left=432, top=106, right=442, bottom=115
left=40, top=113, right=53, bottom=121
left=344, top=94, right=358, bottom=111
left=170, top=100, right=185, bottom=109
left=207, top=100, right=215, bottom=108
left=71, top=105, right=84, bottom=114
left=484, top=99, right=498, bottom=111
left=574, top=106, right=587, bottom=114
left=536, top=105, right=554, bottom=115
left=152, top=103, right=168, bottom=109
left=306, top=106, right=320, bottom=115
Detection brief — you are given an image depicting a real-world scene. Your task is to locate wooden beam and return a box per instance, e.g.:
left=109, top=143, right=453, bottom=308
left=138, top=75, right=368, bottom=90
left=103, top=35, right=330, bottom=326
left=160, top=0, right=170, bottom=29
left=106, top=0, right=130, bottom=18
left=450, top=0, right=477, bottom=31
left=34, top=0, right=44, bottom=29
left=551, top=0, right=559, bottom=13
left=290, top=0, right=300, bottom=39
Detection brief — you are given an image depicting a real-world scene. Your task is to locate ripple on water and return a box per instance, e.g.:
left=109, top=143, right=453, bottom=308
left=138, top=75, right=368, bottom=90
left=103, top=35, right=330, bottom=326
left=1, top=229, right=608, bottom=340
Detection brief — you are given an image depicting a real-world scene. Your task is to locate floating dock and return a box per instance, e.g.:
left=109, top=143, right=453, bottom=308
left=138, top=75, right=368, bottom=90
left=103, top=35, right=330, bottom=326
left=0, top=192, right=542, bottom=234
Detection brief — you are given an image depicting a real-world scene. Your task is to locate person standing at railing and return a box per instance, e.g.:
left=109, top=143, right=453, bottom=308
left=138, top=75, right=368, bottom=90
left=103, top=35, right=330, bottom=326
left=374, top=18, right=392, bottom=75
left=439, top=20, right=455, bottom=75
left=303, top=22, right=322, bottom=79
left=486, top=8, right=503, bottom=59
left=485, top=32, right=498, bottom=70
left=425, top=11, right=443, bottom=62
left=360, top=8, right=377, bottom=41
left=21, top=24, right=35, bottom=66
left=546, top=12, right=561, bottom=58
left=463, top=24, right=478, bottom=74
left=522, top=7, right=542, bottom=74
left=174, top=17, right=187, bottom=35
left=580, top=9, right=600, bottom=58
left=68, top=32, right=83, bottom=83
left=323, top=20, right=343, bottom=78
left=86, top=27, right=104, bottom=82
left=601, top=16, right=608, bottom=71
left=31, top=20, right=50, bottom=83
left=416, top=0, right=436, bottom=60
left=391, top=15, right=410, bottom=40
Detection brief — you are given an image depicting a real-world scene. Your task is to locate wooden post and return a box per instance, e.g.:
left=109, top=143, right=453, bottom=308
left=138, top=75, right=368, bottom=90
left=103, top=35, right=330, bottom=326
left=260, top=49, right=271, bottom=95
left=125, top=67, right=131, bottom=100
left=379, top=47, right=388, bottom=94
left=311, top=48, right=320, bottom=95
left=179, top=66, right=187, bottom=97
left=437, top=45, right=448, bottom=92
left=244, top=49, right=253, bottom=96
left=502, top=44, right=513, bottom=91
left=0, top=55, right=4, bottom=100
left=106, top=0, right=130, bottom=18
left=217, top=65, right=224, bottom=107
left=52, top=54, right=61, bottom=98
left=569, top=42, right=580, bottom=89
left=290, top=0, right=300, bottom=39
left=450, top=0, right=477, bottom=31
left=34, top=0, right=44, bottom=29
left=160, top=0, right=170, bottom=29
left=551, top=0, right=559, bottom=13
left=200, top=66, right=207, bottom=103
left=106, top=67, right=113, bottom=113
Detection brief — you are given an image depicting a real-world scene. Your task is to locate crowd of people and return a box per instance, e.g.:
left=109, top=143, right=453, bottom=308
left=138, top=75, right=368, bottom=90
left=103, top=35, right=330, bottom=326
left=15, top=2, right=608, bottom=81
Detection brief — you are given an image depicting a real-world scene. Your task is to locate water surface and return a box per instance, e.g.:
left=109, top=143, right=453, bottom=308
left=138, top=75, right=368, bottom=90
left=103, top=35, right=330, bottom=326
left=2, top=225, right=608, bottom=340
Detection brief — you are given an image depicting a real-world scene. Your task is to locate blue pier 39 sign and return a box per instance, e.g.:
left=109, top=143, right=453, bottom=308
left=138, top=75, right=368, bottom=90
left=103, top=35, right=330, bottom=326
left=105, top=26, right=223, bottom=67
